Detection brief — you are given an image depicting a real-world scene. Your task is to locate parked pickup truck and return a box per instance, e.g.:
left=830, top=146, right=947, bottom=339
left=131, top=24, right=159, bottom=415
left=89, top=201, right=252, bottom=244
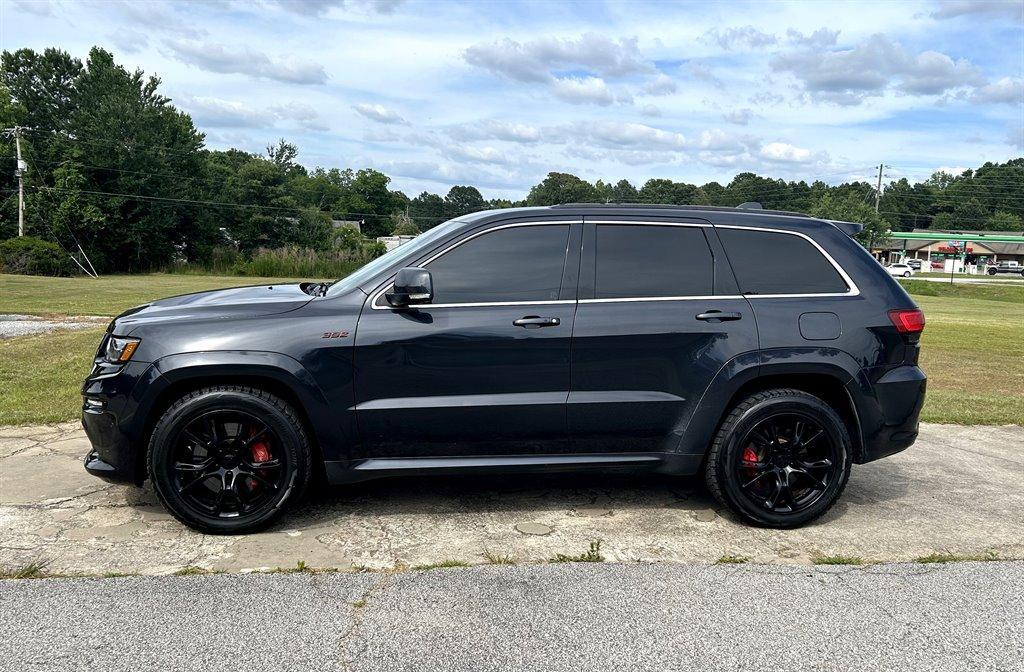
left=986, top=262, right=1024, bottom=276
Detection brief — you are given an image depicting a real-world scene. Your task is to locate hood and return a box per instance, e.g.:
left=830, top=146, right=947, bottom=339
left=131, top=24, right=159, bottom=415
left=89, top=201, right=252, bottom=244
left=112, top=283, right=316, bottom=332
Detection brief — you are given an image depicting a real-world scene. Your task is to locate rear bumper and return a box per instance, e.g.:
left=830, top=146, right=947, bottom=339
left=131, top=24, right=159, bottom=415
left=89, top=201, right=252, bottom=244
left=855, top=365, right=927, bottom=463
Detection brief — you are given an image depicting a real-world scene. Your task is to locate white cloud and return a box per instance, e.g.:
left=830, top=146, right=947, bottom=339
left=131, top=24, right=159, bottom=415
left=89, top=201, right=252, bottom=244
left=463, top=33, right=652, bottom=83
left=771, top=34, right=983, bottom=104
left=640, top=73, right=677, bottom=96
left=971, top=77, right=1024, bottom=105
left=353, top=103, right=409, bottom=125
left=703, top=26, right=777, bottom=50
left=551, top=76, right=615, bottom=106
left=759, top=142, right=814, bottom=163
left=164, top=39, right=327, bottom=84
left=447, top=120, right=543, bottom=143
left=930, top=0, right=1023, bottom=19
left=723, top=108, right=754, bottom=125
left=584, top=122, right=688, bottom=150
left=268, top=0, right=406, bottom=16
left=181, top=96, right=329, bottom=131
left=639, top=104, right=661, bottom=117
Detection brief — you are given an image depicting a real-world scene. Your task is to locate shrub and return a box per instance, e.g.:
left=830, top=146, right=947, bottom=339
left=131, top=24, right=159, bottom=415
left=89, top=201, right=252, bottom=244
left=230, top=247, right=376, bottom=278
left=0, top=236, right=73, bottom=276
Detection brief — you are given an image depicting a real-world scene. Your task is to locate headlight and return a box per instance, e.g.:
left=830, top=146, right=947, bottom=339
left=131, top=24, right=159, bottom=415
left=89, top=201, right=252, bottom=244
left=104, top=336, right=141, bottom=363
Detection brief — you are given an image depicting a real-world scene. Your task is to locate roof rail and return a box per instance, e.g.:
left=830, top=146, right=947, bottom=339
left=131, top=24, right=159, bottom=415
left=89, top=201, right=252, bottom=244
left=827, top=220, right=864, bottom=237
left=736, top=202, right=762, bottom=210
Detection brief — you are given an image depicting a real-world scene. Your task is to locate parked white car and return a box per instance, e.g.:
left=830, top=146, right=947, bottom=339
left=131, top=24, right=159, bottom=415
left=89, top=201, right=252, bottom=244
left=885, top=263, right=914, bottom=278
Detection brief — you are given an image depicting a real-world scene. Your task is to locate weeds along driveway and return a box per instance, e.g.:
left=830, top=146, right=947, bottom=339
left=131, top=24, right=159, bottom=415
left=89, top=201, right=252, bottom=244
left=0, top=422, right=1022, bottom=575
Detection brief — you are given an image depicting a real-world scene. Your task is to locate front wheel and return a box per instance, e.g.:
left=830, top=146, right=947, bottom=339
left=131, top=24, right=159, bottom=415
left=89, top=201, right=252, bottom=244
left=147, top=385, right=312, bottom=534
left=704, top=389, right=852, bottom=528
left=903, top=271, right=911, bottom=277
left=988, top=269, right=997, bottom=275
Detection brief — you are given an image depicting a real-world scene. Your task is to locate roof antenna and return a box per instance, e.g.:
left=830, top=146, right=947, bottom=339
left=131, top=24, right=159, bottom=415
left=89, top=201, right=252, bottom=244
left=736, top=202, right=763, bottom=210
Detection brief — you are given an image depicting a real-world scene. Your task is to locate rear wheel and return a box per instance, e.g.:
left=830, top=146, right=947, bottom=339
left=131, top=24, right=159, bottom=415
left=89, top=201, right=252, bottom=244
left=704, top=389, right=851, bottom=528
left=147, top=386, right=312, bottom=534
left=903, top=271, right=911, bottom=277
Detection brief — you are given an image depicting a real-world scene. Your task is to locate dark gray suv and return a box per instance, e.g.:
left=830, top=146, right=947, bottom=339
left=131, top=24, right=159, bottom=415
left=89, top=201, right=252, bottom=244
left=82, top=204, right=927, bottom=533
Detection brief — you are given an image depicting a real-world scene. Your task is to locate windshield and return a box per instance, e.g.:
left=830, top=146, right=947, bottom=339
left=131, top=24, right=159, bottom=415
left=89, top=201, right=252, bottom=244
left=325, top=219, right=463, bottom=296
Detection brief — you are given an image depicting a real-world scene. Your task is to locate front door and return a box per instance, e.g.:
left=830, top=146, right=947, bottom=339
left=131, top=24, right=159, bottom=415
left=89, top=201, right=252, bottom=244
left=569, top=218, right=758, bottom=453
left=352, top=221, right=582, bottom=459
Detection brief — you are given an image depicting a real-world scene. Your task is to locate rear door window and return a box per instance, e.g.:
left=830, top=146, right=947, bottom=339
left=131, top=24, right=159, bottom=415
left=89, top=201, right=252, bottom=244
left=717, top=228, right=849, bottom=295
left=593, top=224, right=714, bottom=299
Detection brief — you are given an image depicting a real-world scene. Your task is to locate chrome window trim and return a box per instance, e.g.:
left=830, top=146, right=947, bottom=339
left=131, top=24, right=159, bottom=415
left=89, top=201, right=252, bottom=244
left=370, top=219, right=860, bottom=309
left=371, top=220, right=581, bottom=310
left=579, top=295, right=744, bottom=304
left=714, top=224, right=860, bottom=298
left=586, top=219, right=711, bottom=228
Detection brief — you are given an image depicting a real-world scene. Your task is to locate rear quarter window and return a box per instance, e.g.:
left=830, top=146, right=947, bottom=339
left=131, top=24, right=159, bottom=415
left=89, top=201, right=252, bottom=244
left=717, top=228, right=849, bottom=295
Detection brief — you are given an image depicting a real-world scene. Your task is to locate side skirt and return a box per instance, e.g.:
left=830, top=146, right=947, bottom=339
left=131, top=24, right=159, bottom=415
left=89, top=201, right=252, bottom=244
left=323, top=452, right=704, bottom=485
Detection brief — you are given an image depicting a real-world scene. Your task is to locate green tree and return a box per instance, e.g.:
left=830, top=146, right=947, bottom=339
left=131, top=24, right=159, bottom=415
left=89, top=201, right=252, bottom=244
left=409, top=191, right=445, bottom=229
left=389, top=212, right=420, bottom=236
left=985, top=211, right=1023, bottom=231
left=610, top=179, right=639, bottom=202
left=444, top=185, right=486, bottom=218
left=809, top=192, right=890, bottom=250
left=526, top=172, right=596, bottom=205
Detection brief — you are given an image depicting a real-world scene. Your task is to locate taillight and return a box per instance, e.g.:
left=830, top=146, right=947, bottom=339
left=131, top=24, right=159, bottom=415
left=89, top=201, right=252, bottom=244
left=888, top=308, right=925, bottom=334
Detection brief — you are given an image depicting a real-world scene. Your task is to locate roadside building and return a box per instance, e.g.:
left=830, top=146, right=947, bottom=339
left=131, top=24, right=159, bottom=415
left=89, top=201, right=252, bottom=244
left=872, top=229, right=1024, bottom=271
left=376, top=235, right=418, bottom=251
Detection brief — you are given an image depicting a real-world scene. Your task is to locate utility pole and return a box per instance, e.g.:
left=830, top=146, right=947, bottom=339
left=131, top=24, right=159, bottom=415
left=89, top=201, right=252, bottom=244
left=874, top=163, right=885, bottom=214
left=3, top=126, right=29, bottom=236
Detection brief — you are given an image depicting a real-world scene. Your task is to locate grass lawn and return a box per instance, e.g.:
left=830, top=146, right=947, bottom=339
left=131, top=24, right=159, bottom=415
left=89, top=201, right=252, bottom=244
left=0, top=273, right=308, bottom=317
left=1, top=273, right=1021, bottom=426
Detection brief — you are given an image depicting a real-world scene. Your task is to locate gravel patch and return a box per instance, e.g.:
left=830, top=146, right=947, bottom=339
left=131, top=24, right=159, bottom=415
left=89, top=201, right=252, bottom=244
left=0, top=314, right=107, bottom=339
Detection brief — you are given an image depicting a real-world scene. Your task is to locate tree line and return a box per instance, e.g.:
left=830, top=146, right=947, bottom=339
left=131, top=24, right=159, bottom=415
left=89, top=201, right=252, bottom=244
left=1, top=46, right=1021, bottom=274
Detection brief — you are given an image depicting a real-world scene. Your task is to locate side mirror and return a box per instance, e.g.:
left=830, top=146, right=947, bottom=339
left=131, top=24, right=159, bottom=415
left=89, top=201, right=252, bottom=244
left=386, top=267, right=433, bottom=307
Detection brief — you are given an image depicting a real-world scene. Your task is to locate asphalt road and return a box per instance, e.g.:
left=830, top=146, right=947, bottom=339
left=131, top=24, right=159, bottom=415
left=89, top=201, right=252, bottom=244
left=2, top=561, right=1022, bottom=672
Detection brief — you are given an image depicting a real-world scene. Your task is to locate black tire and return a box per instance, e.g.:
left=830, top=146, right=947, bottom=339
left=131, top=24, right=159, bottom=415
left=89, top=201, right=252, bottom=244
left=704, top=388, right=852, bottom=528
left=147, top=385, right=312, bottom=534
left=903, top=271, right=911, bottom=277
left=988, top=268, right=997, bottom=275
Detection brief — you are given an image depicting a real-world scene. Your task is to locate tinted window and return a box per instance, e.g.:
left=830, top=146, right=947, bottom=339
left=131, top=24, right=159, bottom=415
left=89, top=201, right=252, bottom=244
left=426, top=225, right=569, bottom=304
left=718, top=228, right=848, bottom=295
left=594, top=225, right=713, bottom=299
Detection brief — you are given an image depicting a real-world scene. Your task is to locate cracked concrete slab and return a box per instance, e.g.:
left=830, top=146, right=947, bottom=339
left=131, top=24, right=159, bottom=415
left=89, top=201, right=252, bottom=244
left=0, top=422, right=1021, bottom=575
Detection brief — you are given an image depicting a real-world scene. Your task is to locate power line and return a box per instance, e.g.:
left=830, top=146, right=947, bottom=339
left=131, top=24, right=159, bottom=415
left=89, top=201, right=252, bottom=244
left=26, top=184, right=489, bottom=222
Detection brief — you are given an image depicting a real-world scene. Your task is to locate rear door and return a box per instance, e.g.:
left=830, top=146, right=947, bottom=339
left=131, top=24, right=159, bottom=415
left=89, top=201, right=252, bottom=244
left=568, top=217, right=758, bottom=454
left=352, top=220, right=582, bottom=459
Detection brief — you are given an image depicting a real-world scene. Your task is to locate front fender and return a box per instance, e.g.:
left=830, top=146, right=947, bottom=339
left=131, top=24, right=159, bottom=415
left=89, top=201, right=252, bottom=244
left=128, top=351, right=351, bottom=463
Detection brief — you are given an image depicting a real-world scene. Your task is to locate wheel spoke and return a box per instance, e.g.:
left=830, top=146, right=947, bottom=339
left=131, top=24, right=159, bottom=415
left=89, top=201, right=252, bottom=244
left=241, top=422, right=271, bottom=448
left=741, top=469, right=773, bottom=490
left=798, top=458, right=833, bottom=470
left=763, top=473, right=783, bottom=509
left=790, top=466, right=827, bottom=491
left=179, top=472, right=213, bottom=494
left=802, top=428, right=824, bottom=447
left=173, top=458, right=214, bottom=473
left=243, top=457, right=281, bottom=470
left=183, top=428, right=208, bottom=449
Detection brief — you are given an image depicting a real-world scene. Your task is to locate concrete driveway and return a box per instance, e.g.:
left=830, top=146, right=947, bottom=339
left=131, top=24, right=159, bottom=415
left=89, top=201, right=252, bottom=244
left=1, top=422, right=1022, bottom=575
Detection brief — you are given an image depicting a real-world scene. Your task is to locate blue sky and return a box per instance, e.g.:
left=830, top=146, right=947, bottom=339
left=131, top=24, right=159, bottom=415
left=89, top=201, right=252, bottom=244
left=1, top=0, right=1021, bottom=199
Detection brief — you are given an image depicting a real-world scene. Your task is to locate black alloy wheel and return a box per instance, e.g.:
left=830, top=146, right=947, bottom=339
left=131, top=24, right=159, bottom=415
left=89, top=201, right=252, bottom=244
left=705, top=388, right=852, bottom=528
left=171, top=410, right=287, bottom=519
left=148, top=386, right=311, bottom=534
left=733, top=413, right=838, bottom=515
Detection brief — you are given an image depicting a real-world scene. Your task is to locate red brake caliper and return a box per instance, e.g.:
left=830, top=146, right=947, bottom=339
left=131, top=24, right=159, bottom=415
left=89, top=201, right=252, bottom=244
left=741, top=446, right=759, bottom=479
left=249, top=441, right=271, bottom=490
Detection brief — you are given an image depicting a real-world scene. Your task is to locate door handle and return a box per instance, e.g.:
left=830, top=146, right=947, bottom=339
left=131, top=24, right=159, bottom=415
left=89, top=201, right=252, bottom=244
left=513, top=316, right=561, bottom=328
left=695, top=310, right=742, bottom=322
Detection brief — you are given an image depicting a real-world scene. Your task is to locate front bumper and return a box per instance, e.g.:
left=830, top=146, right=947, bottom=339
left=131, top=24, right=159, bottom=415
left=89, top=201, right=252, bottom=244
left=81, top=360, right=155, bottom=485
